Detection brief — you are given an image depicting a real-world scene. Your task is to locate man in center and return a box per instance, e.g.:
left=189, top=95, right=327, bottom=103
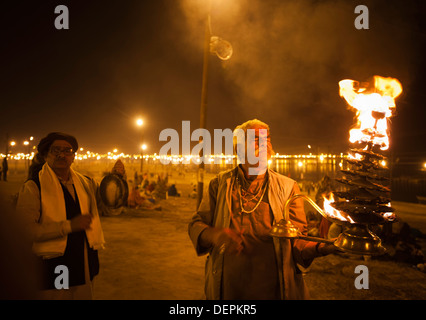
left=188, top=119, right=335, bottom=300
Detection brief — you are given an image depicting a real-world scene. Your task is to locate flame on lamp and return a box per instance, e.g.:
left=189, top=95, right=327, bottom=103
left=323, top=193, right=355, bottom=223
left=322, top=76, right=402, bottom=222
left=339, top=75, right=402, bottom=151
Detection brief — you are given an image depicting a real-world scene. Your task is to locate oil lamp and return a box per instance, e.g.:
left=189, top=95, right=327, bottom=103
left=270, top=76, right=403, bottom=256
left=269, top=193, right=386, bottom=255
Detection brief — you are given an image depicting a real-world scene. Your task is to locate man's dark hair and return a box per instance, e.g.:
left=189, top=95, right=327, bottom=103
left=27, top=132, right=78, bottom=180
left=37, top=132, right=78, bottom=157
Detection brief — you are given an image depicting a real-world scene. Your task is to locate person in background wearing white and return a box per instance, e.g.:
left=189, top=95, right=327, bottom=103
left=16, top=132, right=105, bottom=300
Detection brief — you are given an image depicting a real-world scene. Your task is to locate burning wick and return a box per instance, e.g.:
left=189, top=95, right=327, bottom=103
left=323, top=193, right=355, bottom=223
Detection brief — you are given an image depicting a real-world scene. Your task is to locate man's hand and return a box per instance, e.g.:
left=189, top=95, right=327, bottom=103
left=317, top=243, right=339, bottom=256
left=70, top=214, right=92, bottom=232
left=200, top=227, right=244, bottom=254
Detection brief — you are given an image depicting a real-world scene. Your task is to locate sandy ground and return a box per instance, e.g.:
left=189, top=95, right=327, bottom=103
left=1, top=168, right=426, bottom=300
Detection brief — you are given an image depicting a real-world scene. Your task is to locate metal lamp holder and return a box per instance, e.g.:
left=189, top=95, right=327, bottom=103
left=270, top=194, right=386, bottom=256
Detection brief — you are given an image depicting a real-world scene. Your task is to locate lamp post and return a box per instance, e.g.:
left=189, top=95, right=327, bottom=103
left=23, top=140, right=29, bottom=170
left=196, top=0, right=212, bottom=210
left=141, top=144, right=147, bottom=173
left=196, top=0, right=233, bottom=209
left=136, top=118, right=144, bottom=173
left=9, top=141, right=16, bottom=176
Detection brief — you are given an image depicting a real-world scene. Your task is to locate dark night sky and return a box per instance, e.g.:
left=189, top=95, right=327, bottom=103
left=2, top=0, right=425, bottom=160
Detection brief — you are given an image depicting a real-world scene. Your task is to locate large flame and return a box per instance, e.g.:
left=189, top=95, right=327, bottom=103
left=321, top=76, right=402, bottom=223
left=339, top=76, right=402, bottom=151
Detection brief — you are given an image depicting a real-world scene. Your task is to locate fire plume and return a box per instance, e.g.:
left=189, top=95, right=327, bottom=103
left=339, top=76, right=402, bottom=151
left=321, top=76, right=402, bottom=225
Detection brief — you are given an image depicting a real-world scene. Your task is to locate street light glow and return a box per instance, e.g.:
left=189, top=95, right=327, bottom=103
left=136, top=118, right=144, bottom=127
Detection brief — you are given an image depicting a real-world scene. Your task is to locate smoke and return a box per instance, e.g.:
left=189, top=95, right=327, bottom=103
left=178, top=0, right=423, bottom=152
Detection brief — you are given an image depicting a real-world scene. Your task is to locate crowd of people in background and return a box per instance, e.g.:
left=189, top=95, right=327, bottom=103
left=107, top=160, right=182, bottom=213
left=126, top=172, right=166, bottom=211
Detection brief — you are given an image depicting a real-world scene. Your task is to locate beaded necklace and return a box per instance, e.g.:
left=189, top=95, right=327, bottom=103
left=236, top=175, right=268, bottom=214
